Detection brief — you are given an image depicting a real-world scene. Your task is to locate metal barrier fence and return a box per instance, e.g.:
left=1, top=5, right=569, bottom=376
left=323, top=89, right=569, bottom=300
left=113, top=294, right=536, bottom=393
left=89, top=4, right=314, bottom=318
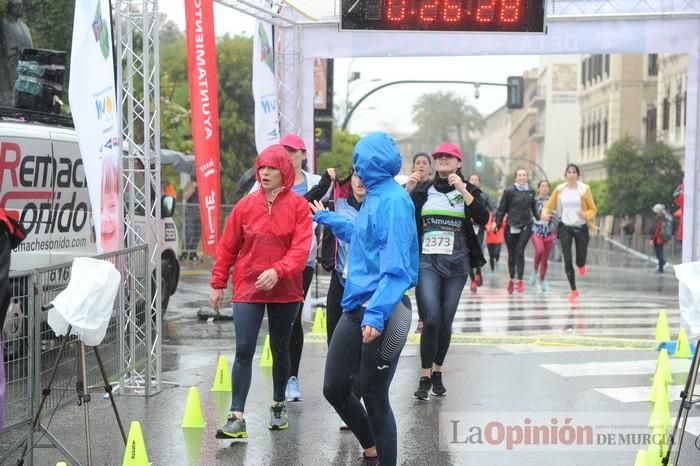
left=1, top=245, right=149, bottom=464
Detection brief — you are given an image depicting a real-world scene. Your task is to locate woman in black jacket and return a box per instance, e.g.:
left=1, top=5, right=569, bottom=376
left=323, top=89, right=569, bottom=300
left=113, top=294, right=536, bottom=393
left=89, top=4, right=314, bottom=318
left=494, top=168, right=539, bottom=294
left=410, top=143, right=488, bottom=400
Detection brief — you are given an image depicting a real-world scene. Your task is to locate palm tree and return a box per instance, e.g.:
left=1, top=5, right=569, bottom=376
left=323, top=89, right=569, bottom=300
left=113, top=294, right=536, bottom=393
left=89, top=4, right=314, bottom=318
left=411, top=91, right=484, bottom=154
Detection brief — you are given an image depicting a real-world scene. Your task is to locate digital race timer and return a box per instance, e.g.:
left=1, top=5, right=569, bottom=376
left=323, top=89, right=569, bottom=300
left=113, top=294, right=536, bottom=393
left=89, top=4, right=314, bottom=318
left=341, top=0, right=545, bottom=33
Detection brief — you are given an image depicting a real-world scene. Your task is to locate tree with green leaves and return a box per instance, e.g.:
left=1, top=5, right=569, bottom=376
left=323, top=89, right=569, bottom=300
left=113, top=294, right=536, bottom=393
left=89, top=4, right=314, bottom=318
left=604, top=137, right=683, bottom=216
left=411, top=91, right=484, bottom=156
left=315, top=129, right=360, bottom=178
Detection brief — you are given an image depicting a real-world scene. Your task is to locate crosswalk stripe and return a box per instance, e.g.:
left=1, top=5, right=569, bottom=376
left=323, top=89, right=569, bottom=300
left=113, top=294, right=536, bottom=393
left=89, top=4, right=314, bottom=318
left=542, top=359, right=691, bottom=377
left=594, top=385, right=687, bottom=403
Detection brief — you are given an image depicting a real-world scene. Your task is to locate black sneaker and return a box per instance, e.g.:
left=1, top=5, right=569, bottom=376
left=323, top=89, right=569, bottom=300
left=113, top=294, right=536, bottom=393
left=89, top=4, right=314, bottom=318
left=431, top=372, right=446, bottom=396
left=413, top=376, right=431, bottom=400
left=358, top=452, right=380, bottom=465
left=216, top=413, right=248, bottom=439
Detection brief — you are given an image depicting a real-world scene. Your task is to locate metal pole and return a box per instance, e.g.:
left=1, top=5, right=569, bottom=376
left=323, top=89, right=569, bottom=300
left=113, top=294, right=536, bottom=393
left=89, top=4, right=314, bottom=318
left=79, top=342, right=93, bottom=466
left=341, top=79, right=509, bottom=131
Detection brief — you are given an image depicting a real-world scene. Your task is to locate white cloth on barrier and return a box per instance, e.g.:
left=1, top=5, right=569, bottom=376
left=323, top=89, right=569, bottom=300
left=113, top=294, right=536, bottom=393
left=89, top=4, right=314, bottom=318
left=48, top=257, right=121, bottom=346
left=675, top=262, right=700, bottom=337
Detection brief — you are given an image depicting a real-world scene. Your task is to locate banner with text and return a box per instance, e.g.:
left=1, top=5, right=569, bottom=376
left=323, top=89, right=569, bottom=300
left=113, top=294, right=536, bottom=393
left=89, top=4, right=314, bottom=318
left=68, top=0, right=121, bottom=254
left=253, top=18, right=279, bottom=153
left=185, top=0, right=220, bottom=256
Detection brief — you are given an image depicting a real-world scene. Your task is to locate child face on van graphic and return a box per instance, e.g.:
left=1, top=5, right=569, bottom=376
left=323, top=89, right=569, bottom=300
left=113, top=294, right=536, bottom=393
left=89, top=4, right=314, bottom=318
left=100, top=157, right=120, bottom=253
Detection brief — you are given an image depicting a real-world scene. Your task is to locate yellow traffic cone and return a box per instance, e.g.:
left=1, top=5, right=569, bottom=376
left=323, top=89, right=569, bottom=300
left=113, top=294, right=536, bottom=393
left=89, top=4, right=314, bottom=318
left=649, top=370, right=669, bottom=404
left=311, top=307, right=326, bottom=334
left=648, top=398, right=671, bottom=429
left=650, top=425, right=668, bottom=457
left=181, top=386, right=206, bottom=428
left=122, top=421, right=150, bottom=466
left=259, top=334, right=273, bottom=367
left=646, top=443, right=663, bottom=466
left=675, top=327, right=692, bottom=359
left=633, top=449, right=648, bottom=466
left=655, top=309, right=671, bottom=342
left=655, top=350, right=673, bottom=385
left=211, top=355, right=232, bottom=392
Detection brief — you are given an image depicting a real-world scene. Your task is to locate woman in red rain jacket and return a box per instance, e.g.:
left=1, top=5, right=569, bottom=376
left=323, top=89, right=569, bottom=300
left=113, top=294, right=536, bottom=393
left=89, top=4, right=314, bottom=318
left=209, top=144, right=312, bottom=440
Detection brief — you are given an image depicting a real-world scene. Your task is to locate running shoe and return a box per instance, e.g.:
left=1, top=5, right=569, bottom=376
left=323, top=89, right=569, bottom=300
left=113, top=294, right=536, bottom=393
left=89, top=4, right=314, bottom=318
left=578, top=265, right=587, bottom=277
left=528, top=271, right=538, bottom=286
left=470, top=281, right=478, bottom=293
left=216, top=413, right=248, bottom=439
left=567, top=290, right=580, bottom=302
left=507, top=280, right=514, bottom=295
left=540, top=280, right=549, bottom=292
left=431, top=372, right=447, bottom=396
left=268, top=403, right=288, bottom=430
left=285, top=376, right=303, bottom=402
left=516, top=280, right=525, bottom=293
left=474, top=272, right=483, bottom=287
left=359, top=452, right=380, bottom=465
left=414, top=376, right=431, bottom=400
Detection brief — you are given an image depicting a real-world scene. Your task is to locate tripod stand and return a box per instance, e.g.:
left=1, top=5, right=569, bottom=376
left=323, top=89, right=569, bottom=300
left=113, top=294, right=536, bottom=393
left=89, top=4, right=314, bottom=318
left=665, top=338, right=700, bottom=465
left=16, top=318, right=127, bottom=466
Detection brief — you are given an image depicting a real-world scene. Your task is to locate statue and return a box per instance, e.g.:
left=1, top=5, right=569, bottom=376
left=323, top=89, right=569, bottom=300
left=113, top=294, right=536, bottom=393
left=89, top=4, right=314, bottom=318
left=0, top=0, right=33, bottom=106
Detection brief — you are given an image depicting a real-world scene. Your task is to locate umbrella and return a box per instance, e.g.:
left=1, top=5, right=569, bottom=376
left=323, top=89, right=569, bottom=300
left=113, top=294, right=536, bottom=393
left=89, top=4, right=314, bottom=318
left=160, top=149, right=195, bottom=174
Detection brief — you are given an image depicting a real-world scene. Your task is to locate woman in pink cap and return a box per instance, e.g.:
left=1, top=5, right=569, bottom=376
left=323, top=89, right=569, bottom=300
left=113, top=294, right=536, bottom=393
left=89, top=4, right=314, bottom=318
left=409, top=143, right=488, bottom=400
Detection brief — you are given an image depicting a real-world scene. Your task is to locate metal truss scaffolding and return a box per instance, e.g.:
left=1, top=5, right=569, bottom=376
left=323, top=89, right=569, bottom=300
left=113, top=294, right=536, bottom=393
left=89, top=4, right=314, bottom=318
left=114, top=0, right=162, bottom=396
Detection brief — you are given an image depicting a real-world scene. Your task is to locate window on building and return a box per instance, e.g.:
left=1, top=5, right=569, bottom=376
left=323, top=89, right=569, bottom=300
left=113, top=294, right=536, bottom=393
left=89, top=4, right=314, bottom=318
left=645, top=107, right=657, bottom=143
left=604, top=54, right=610, bottom=76
left=603, top=118, right=609, bottom=144
left=581, top=60, right=586, bottom=87
left=662, top=97, right=670, bottom=130
left=587, top=124, right=592, bottom=148
left=595, top=121, right=601, bottom=146
left=648, top=54, right=658, bottom=76
left=587, top=57, right=593, bottom=84
left=580, top=127, right=584, bottom=149
left=684, top=91, right=688, bottom=126
left=675, top=93, right=683, bottom=128
left=595, top=55, right=603, bottom=81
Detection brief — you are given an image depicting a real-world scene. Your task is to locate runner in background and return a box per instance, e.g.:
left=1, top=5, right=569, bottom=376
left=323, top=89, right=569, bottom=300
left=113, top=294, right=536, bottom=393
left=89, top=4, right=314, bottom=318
left=210, top=144, right=312, bottom=439
left=485, top=212, right=505, bottom=272
left=529, top=180, right=558, bottom=292
left=405, top=152, right=433, bottom=333
left=494, top=169, right=539, bottom=294
left=541, top=163, right=597, bottom=302
left=466, top=173, right=494, bottom=292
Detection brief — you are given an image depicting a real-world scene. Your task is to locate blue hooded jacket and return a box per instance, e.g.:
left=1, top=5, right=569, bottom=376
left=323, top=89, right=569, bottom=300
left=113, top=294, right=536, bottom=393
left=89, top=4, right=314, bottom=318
left=314, top=132, right=419, bottom=331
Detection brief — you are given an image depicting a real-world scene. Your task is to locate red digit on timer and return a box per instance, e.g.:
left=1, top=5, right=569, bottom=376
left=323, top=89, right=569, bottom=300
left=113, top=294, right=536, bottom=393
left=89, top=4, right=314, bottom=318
left=442, top=0, right=462, bottom=22
left=419, top=0, right=440, bottom=22
left=386, top=0, right=408, bottom=21
left=500, top=0, right=521, bottom=23
left=475, top=0, right=496, bottom=22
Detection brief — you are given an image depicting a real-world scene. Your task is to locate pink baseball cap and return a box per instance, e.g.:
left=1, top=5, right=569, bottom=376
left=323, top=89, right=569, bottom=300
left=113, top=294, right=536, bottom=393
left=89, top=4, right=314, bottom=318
left=432, top=143, right=463, bottom=161
left=279, top=134, right=307, bottom=151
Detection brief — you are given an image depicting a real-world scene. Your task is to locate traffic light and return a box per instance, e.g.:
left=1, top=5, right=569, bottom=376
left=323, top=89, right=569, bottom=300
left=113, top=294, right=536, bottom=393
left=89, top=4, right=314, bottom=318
left=506, top=76, right=524, bottom=109
left=475, top=153, right=483, bottom=169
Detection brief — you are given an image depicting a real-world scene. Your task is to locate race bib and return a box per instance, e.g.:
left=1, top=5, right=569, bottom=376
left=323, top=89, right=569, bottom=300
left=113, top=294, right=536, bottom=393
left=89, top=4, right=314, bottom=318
left=422, top=231, right=455, bottom=255
left=510, top=226, right=522, bottom=234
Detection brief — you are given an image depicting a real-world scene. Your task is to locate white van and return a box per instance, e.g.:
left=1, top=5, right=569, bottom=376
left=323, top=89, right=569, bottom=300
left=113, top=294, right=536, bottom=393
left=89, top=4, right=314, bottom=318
left=0, top=109, right=180, bottom=342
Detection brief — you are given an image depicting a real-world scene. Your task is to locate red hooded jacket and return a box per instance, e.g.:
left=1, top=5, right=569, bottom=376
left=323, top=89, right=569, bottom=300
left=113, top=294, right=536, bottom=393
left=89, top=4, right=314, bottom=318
left=210, top=145, right=312, bottom=303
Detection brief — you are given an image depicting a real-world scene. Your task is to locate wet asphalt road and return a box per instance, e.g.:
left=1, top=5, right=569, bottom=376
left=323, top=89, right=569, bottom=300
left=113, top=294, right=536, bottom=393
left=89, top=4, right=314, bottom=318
left=2, top=256, right=697, bottom=465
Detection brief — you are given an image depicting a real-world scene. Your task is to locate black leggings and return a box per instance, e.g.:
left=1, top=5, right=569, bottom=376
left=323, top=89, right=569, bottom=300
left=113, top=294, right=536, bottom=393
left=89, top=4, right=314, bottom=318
left=323, top=298, right=412, bottom=466
left=289, top=266, right=315, bottom=377
left=505, top=228, right=532, bottom=280
left=487, top=243, right=501, bottom=271
left=230, top=302, right=298, bottom=412
left=326, top=271, right=345, bottom=345
left=558, top=224, right=590, bottom=291
left=416, top=268, right=468, bottom=368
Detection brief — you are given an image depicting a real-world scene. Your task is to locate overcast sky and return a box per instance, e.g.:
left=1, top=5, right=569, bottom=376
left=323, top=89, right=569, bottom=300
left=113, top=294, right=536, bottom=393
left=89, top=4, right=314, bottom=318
left=160, top=4, right=539, bottom=135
